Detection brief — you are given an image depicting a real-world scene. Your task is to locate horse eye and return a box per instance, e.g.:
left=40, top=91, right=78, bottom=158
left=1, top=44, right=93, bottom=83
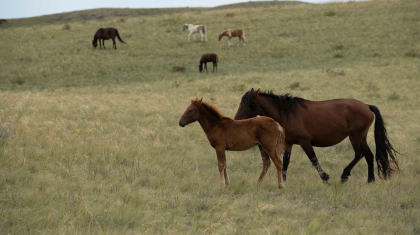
left=189, top=110, right=194, bottom=113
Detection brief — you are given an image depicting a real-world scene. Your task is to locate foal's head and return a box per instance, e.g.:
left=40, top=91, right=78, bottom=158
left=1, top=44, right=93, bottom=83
left=183, top=24, right=188, bottom=31
left=234, top=88, right=261, bottom=120
left=218, top=32, right=223, bottom=41
left=179, top=98, right=203, bottom=127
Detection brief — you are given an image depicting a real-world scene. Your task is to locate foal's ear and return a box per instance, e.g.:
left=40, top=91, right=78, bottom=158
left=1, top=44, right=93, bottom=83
left=252, top=89, right=260, bottom=98
left=199, top=97, right=203, bottom=105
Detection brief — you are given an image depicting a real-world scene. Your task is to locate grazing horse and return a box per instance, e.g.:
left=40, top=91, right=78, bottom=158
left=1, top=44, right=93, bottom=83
left=199, top=53, right=219, bottom=73
left=0, top=19, right=7, bottom=24
left=183, top=24, right=207, bottom=42
left=234, top=89, right=399, bottom=184
left=218, top=29, right=246, bottom=47
left=179, top=98, right=286, bottom=189
left=92, top=28, right=125, bottom=50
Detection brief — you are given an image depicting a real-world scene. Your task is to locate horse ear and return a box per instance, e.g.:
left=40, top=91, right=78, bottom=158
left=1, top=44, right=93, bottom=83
left=199, top=97, right=203, bottom=105
left=253, top=89, right=260, bottom=98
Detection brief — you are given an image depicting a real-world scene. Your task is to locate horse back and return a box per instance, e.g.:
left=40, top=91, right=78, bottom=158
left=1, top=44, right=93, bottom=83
left=295, top=99, right=374, bottom=146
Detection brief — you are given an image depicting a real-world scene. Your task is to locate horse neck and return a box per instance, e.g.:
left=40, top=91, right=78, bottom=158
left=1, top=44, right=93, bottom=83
left=93, top=34, right=98, bottom=42
left=256, top=96, right=287, bottom=125
left=197, top=106, right=221, bottom=133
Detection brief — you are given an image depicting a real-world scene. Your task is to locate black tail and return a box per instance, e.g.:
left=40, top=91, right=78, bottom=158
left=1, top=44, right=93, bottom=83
left=369, top=105, right=400, bottom=180
left=116, top=30, right=125, bottom=43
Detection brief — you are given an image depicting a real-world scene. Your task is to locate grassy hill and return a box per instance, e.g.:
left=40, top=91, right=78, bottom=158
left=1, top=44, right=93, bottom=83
left=1, top=0, right=420, bottom=234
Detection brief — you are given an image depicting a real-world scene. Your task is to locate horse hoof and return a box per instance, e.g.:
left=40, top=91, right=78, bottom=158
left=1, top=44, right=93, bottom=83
left=278, top=184, right=285, bottom=189
left=320, top=173, right=330, bottom=181
left=341, top=177, right=348, bottom=183
left=323, top=180, right=331, bottom=185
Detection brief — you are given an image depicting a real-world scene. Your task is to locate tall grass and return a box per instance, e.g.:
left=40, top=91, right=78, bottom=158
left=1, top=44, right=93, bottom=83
left=1, top=0, right=420, bottom=234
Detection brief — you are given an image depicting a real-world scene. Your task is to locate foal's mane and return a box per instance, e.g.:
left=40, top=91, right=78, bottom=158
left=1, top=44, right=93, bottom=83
left=197, top=100, right=229, bottom=120
left=241, top=90, right=306, bottom=116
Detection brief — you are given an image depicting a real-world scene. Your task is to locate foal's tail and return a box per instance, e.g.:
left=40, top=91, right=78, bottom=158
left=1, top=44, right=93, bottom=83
left=369, top=105, right=400, bottom=180
left=116, top=30, right=125, bottom=43
left=242, top=31, right=246, bottom=41
left=275, top=124, right=286, bottom=159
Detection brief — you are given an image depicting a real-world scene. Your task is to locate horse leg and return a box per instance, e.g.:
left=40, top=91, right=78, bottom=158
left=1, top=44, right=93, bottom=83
left=341, top=133, right=364, bottom=183
left=361, top=134, right=375, bottom=183
left=188, top=32, right=192, bottom=42
left=228, top=38, right=231, bottom=47
left=112, top=38, right=116, bottom=50
left=103, top=40, right=106, bottom=49
left=237, top=37, right=241, bottom=47
left=205, top=63, right=208, bottom=73
left=216, top=148, right=228, bottom=187
left=213, top=62, right=216, bottom=72
left=193, top=33, right=196, bottom=41
left=200, top=31, right=203, bottom=41
left=257, top=145, right=271, bottom=184
left=301, top=142, right=330, bottom=183
left=282, top=143, right=293, bottom=181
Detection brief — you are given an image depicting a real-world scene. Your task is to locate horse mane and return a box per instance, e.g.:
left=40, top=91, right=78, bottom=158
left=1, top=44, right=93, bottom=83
left=198, top=101, right=229, bottom=120
left=241, top=90, right=306, bottom=116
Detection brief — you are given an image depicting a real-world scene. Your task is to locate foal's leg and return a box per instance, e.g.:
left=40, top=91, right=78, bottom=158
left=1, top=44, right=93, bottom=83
left=301, top=142, right=330, bottom=183
left=205, top=63, right=208, bottom=73
left=257, top=145, right=271, bottom=184
left=237, top=37, right=241, bottom=47
left=200, top=31, right=203, bottom=41
left=341, top=133, right=364, bottom=183
left=112, top=38, right=116, bottom=50
left=188, top=32, right=192, bottom=41
left=102, top=40, right=106, bottom=49
left=282, top=144, right=293, bottom=181
left=216, top=148, right=228, bottom=187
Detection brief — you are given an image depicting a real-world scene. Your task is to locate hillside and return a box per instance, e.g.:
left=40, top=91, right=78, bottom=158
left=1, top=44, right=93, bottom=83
left=1, top=0, right=420, bottom=234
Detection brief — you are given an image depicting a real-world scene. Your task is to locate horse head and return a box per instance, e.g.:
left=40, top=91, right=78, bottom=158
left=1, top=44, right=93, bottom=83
left=179, top=98, right=203, bottom=127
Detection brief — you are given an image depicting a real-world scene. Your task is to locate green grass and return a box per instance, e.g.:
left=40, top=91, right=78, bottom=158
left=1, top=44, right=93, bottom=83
left=1, top=0, right=420, bottom=234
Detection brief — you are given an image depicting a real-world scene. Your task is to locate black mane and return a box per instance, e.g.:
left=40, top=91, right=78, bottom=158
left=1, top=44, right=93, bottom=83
left=241, top=90, right=306, bottom=116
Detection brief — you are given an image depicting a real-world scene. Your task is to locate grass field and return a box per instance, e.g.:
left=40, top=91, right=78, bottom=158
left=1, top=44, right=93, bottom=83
left=1, top=0, right=420, bottom=234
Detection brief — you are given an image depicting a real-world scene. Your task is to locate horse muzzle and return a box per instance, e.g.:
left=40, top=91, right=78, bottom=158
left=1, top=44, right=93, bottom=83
left=179, top=121, right=186, bottom=127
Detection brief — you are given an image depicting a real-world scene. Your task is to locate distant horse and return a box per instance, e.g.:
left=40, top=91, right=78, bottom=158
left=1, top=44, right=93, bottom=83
left=0, top=19, right=7, bottom=24
left=234, top=89, right=399, bottom=184
left=179, top=98, right=286, bottom=189
left=183, top=24, right=207, bottom=42
left=92, top=28, right=125, bottom=50
left=218, top=29, right=246, bottom=47
left=199, top=53, right=219, bottom=73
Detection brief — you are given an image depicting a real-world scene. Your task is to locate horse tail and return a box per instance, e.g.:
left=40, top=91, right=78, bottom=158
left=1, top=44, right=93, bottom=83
left=116, top=29, right=125, bottom=43
left=275, top=123, right=286, bottom=159
left=369, top=105, right=400, bottom=180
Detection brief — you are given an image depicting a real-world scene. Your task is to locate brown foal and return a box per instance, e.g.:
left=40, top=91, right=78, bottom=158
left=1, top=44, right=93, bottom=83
left=179, top=98, right=286, bottom=189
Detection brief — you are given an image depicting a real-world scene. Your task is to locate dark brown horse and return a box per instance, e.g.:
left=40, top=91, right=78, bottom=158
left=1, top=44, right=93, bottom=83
left=234, top=89, right=399, bottom=184
left=179, top=98, right=286, bottom=189
left=0, top=19, right=7, bottom=24
left=92, top=28, right=125, bottom=50
left=199, top=53, right=218, bottom=73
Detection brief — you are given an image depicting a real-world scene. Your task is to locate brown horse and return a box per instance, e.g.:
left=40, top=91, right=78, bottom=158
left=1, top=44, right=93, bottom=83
left=92, top=28, right=125, bottom=50
left=0, top=19, right=7, bottom=24
left=199, top=53, right=218, bottom=73
left=218, top=29, right=246, bottom=47
left=179, top=98, right=286, bottom=189
left=234, top=89, right=399, bottom=184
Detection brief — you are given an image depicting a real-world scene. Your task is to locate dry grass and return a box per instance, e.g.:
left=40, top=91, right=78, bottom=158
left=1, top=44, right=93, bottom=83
left=1, top=0, right=420, bottom=234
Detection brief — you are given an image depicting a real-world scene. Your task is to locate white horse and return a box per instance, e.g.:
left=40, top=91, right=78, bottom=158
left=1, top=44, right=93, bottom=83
left=183, top=24, right=207, bottom=42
